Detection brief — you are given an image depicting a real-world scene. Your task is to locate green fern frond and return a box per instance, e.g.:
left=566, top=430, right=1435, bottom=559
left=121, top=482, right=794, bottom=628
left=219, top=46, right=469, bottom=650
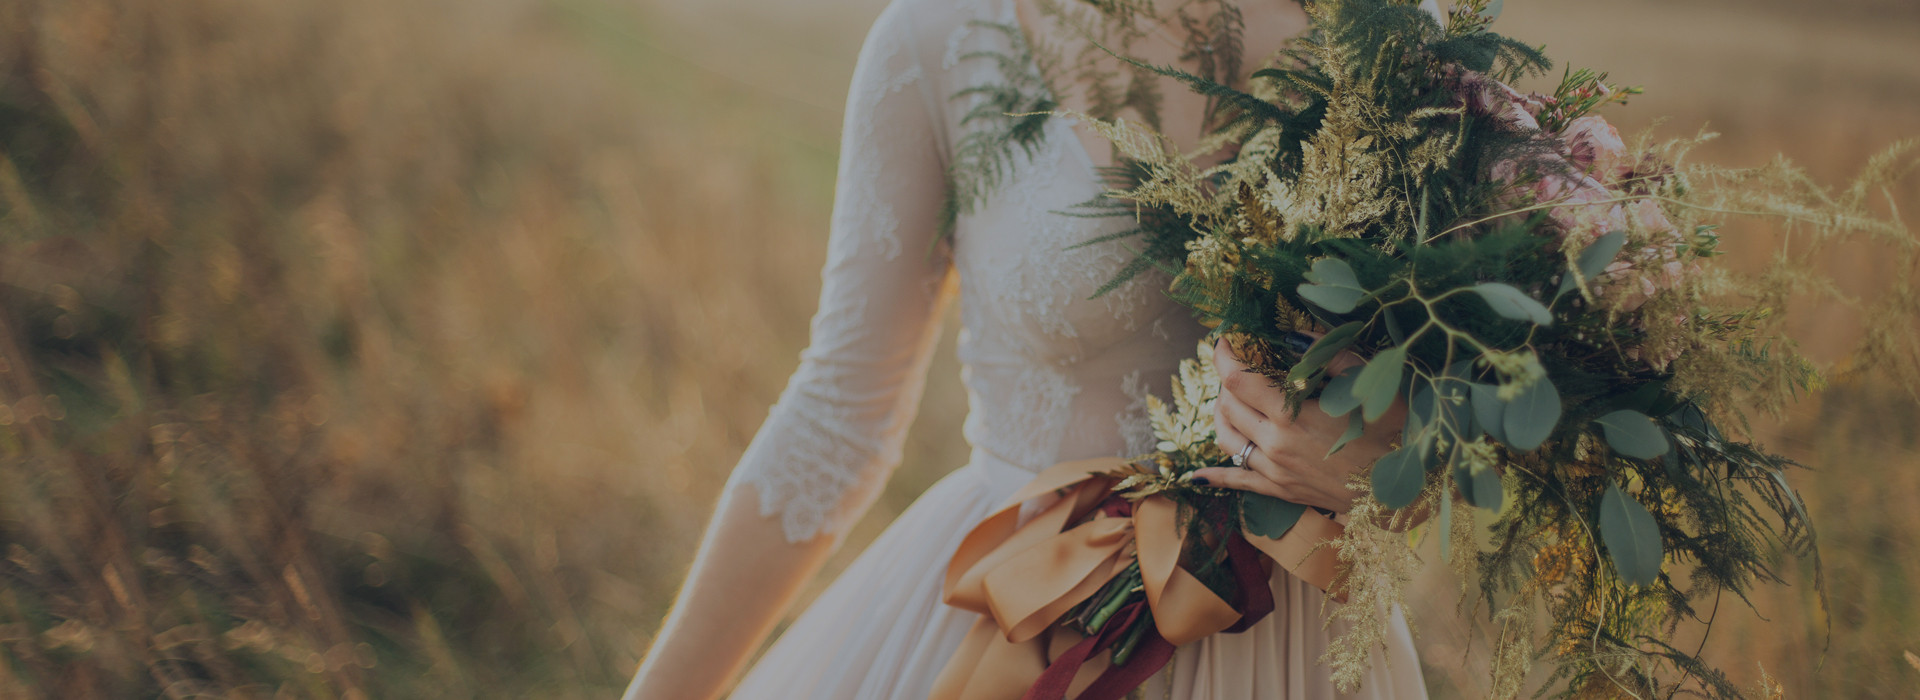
left=941, top=21, right=1061, bottom=239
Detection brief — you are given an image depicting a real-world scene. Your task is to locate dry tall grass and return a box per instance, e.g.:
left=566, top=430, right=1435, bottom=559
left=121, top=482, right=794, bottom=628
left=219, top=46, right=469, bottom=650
left=0, top=0, right=842, bottom=696
left=0, top=0, right=1912, bottom=698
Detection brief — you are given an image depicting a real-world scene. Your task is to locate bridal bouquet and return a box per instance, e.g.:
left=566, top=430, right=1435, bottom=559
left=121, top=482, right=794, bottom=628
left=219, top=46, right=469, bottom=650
left=938, top=0, right=1918, bottom=698
left=936, top=342, right=1346, bottom=700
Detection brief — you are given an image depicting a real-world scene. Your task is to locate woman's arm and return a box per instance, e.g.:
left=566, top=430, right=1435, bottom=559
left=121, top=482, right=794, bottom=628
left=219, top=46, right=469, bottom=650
left=623, top=1, right=952, bottom=697
left=622, top=484, right=835, bottom=700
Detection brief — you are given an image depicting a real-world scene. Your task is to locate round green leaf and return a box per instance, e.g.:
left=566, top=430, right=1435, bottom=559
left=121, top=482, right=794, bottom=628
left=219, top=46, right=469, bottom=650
left=1415, top=378, right=1475, bottom=440
left=1372, top=445, right=1428, bottom=509
left=1501, top=377, right=1561, bottom=451
left=1241, top=492, right=1308, bottom=540
left=1304, top=257, right=1359, bottom=287
left=1599, top=483, right=1664, bottom=586
left=1410, top=381, right=1435, bottom=427
left=1319, top=371, right=1362, bottom=417
left=1298, top=284, right=1363, bottom=313
left=1326, top=411, right=1366, bottom=458
left=1298, top=258, right=1369, bottom=314
left=1403, top=403, right=1428, bottom=449
left=1469, top=282, right=1554, bottom=326
left=1288, top=322, right=1363, bottom=380
left=1469, top=382, right=1509, bottom=445
left=1595, top=409, right=1671, bottom=459
left=1558, top=230, right=1628, bottom=297
left=1353, top=344, right=1408, bottom=422
left=1453, top=464, right=1503, bottom=513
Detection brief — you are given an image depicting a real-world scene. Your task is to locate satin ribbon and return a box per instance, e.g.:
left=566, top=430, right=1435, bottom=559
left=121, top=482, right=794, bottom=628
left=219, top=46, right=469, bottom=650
left=931, top=458, right=1348, bottom=700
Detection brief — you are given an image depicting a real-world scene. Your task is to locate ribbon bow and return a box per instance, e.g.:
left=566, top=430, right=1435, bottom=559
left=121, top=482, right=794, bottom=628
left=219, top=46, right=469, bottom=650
left=931, top=457, right=1347, bottom=700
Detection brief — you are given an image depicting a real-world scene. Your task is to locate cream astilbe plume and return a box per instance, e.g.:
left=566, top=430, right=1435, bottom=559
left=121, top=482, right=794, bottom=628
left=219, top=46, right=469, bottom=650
left=1321, top=479, right=1425, bottom=692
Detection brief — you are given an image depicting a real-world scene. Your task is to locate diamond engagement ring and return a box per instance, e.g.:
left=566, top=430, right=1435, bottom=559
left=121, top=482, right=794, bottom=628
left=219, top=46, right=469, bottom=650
left=1232, top=442, right=1256, bottom=467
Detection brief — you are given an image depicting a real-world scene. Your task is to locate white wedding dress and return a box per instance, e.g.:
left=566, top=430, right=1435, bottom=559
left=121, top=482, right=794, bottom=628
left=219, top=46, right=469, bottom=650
left=720, top=0, right=1428, bottom=696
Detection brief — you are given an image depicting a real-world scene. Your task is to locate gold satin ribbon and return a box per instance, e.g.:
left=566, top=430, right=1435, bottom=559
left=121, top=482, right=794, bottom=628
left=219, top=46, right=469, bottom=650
left=931, top=458, right=1348, bottom=700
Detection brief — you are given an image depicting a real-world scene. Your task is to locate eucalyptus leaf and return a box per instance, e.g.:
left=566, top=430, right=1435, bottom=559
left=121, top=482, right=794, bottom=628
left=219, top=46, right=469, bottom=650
left=1469, top=282, right=1554, bottom=325
left=1288, top=322, right=1363, bottom=380
left=1327, top=411, right=1366, bottom=458
left=1353, top=344, right=1408, bottom=421
left=1320, top=371, right=1362, bottom=417
left=1304, top=257, right=1358, bottom=286
left=1404, top=404, right=1428, bottom=450
left=1622, top=380, right=1673, bottom=415
left=1480, top=0, right=1503, bottom=20
left=1470, top=382, right=1509, bottom=444
left=1558, top=230, right=1628, bottom=297
left=1410, top=380, right=1435, bottom=427
left=1457, top=464, right=1502, bottom=513
left=1580, top=230, right=1627, bottom=278
left=1298, top=284, right=1364, bottom=313
left=1298, top=258, right=1369, bottom=313
left=1595, top=409, right=1671, bottom=459
left=1426, top=377, right=1474, bottom=440
left=1599, top=483, right=1664, bottom=586
left=1372, top=445, right=1428, bottom=509
left=1502, top=377, right=1561, bottom=451
left=1241, top=492, right=1308, bottom=539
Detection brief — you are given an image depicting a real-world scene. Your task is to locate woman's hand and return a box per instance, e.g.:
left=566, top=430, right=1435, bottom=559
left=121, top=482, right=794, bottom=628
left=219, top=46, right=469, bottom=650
left=1191, top=335, right=1406, bottom=514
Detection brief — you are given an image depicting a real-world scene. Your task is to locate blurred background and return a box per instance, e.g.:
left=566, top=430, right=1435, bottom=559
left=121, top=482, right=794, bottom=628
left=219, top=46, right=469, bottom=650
left=0, top=0, right=1914, bottom=697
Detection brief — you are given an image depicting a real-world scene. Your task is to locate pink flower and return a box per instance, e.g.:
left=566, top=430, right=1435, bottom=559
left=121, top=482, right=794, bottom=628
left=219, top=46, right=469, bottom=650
left=1594, top=201, right=1687, bottom=313
left=1490, top=156, right=1688, bottom=316
left=1540, top=175, right=1629, bottom=248
left=1474, top=101, right=1697, bottom=370
left=1560, top=116, right=1630, bottom=183
left=1486, top=151, right=1628, bottom=248
left=1626, top=199, right=1677, bottom=238
left=1451, top=69, right=1551, bottom=133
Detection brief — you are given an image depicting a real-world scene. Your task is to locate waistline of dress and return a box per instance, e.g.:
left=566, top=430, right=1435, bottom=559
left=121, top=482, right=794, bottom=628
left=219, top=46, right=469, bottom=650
left=966, top=447, right=1044, bottom=504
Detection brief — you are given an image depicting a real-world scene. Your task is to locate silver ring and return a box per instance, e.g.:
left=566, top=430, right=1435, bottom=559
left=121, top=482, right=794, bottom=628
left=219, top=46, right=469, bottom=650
left=1232, top=442, right=1256, bottom=467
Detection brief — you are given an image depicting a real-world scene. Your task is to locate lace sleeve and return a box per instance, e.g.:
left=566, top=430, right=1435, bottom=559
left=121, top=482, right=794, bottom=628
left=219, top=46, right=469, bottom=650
left=723, top=0, right=956, bottom=543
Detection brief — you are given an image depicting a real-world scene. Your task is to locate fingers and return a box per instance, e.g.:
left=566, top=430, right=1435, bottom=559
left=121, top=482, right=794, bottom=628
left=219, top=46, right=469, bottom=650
left=1218, top=388, right=1284, bottom=459
left=1219, top=365, right=1290, bottom=420
left=1213, top=338, right=1281, bottom=408
left=1213, top=337, right=1250, bottom=380
left=1214, top=403, right=1252, bottom=457
left=1219, top=334, right=1360, bottom=419
left=1207, top=396, right=1314, bottom=504
left=1216, top=384, right=1289, bottom=479
left=1188, top=466, right=1295, bottom=502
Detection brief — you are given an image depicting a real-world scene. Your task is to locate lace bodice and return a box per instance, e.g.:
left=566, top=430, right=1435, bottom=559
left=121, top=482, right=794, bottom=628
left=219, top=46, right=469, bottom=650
left=728, top=0, right=1206, bottom=542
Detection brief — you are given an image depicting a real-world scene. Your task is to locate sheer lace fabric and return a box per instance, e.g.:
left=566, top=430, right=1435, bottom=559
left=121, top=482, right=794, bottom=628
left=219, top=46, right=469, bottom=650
left=722, top=0, right=1428, bottom=696
left=725, top=0, right=957, bottom=541
left=728, top=0, right=1198, bottom=542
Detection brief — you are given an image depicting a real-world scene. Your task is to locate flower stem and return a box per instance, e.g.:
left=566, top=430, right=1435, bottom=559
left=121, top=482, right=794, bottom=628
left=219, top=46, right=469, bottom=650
left=1110, top=612, right=1153, bottom=667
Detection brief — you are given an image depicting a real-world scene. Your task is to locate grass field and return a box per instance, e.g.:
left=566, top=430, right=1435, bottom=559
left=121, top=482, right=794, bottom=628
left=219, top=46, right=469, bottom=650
left=0, top=0, right=1914, bottom=697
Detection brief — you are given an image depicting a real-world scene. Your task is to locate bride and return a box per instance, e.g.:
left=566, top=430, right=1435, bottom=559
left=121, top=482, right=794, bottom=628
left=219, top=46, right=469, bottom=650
left=625, top=0, right=1435, bottom=697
